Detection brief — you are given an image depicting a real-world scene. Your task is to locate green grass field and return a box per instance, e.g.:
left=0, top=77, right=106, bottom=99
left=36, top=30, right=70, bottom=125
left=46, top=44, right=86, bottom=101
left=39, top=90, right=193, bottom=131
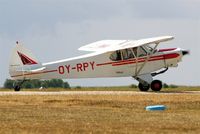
left=0, top=87, right=199, bottom=134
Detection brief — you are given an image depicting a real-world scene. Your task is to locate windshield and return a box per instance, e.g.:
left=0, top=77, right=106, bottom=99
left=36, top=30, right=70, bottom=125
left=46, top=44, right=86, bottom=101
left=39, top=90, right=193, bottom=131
left=143, top=44, right=157, bottom=54
left=137, top=47, right=147, bottom=57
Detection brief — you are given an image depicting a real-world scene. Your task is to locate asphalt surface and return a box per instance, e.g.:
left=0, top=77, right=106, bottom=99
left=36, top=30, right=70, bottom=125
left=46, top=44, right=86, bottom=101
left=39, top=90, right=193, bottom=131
left=0, top=91, right=199, bottom=96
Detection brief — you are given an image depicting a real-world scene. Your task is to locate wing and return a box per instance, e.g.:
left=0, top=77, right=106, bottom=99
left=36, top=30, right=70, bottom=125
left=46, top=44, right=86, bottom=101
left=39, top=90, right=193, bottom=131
left=119, top=36, right=174, bottom=50
left=78, top=40, right=128, bottom=52
left=78, top=36, right=174, bottom=52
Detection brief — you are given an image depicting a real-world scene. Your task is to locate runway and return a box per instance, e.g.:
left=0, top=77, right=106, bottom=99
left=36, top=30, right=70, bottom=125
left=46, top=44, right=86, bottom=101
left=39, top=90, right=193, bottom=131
left=0, top=91, right=199, bottom=96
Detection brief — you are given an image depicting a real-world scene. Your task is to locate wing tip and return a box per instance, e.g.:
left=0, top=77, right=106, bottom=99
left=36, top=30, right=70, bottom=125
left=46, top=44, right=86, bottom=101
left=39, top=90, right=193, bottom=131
left=163, top=35, right=174, bottom=40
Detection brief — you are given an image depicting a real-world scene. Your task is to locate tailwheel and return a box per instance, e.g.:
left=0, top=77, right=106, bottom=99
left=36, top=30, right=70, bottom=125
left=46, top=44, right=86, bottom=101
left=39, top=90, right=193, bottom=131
left=13, top=79, right=26, bottom=92
left=138, top=83, right=150, bottom=92
left=14, top=85, right=21, bottom=92
left=151, top=80, right=162, bottom=91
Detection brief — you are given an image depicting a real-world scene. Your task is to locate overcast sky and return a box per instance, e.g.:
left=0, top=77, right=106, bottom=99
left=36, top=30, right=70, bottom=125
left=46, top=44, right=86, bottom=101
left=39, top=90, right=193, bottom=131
left=0, top=0, right=200, bottom=87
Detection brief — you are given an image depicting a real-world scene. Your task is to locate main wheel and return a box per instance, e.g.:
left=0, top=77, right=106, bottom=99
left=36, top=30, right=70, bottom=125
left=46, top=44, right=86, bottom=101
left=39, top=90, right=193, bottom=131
left=138, top=83, right=150, bottom=92
left=151, top=80, right=162, bottom=91
left=14, top=85, right=21, bottom=92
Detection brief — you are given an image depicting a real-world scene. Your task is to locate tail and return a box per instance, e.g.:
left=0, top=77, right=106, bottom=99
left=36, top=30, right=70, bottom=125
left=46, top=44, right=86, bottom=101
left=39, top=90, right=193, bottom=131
left=9, top=42, right=43, bottom=80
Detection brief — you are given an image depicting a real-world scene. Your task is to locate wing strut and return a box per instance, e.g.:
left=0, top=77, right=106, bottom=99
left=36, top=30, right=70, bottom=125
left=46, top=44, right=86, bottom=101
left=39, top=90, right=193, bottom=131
left=135, top=43, right=159, bottom=77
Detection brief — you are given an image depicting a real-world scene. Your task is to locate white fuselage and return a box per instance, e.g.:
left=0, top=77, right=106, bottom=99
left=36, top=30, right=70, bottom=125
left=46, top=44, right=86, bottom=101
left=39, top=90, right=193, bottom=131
left=11, top=48, right=183, bottom=80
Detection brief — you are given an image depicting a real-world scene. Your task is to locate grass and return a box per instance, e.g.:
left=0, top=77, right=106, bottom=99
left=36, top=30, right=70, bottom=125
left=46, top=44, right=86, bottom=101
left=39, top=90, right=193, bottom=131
left=0, top=88, right=199, bottom=134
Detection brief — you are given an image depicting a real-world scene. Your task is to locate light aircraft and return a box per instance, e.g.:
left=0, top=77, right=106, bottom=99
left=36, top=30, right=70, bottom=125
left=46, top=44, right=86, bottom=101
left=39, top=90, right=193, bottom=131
left=9, top=36, right=189, bottom=91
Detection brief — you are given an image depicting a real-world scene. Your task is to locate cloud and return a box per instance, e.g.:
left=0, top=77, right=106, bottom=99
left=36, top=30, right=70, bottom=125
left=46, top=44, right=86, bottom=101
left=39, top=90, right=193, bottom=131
left=127, top=0, right=200, bottom=19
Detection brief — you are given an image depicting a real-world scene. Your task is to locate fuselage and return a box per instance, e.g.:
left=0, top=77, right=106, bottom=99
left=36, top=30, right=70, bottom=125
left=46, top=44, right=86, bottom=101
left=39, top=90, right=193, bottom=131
left=11, top=48, right=184, bottom=80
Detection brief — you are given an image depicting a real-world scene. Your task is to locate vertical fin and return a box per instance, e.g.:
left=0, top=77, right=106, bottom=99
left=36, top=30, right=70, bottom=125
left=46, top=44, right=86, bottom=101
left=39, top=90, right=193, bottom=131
left=9, top=42, right=41, bottom=79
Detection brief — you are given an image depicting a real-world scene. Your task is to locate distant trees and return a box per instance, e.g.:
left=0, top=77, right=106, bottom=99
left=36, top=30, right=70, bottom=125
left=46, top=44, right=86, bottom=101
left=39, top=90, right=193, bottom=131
left=3, top=79, right=14, bottom=89
left=3, top=79, right=179, bottom=89
left=163, top=83, right=169, bottom=88
left=3, top=79, right=70, bottom=89
left=163, top=83, right=178, bottom=88
left=129, top=84, right=137, bottom=88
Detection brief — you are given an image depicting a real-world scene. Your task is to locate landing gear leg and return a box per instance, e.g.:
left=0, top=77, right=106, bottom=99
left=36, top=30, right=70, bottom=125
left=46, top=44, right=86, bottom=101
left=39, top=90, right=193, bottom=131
left=134, top=74, right=152, bottom=92
left=151, top=80, right=162, bottom=91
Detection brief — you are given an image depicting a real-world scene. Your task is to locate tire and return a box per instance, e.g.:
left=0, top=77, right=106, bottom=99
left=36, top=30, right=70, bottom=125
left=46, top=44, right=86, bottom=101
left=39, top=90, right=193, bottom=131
left=151, top=80, right=162, bottom=91
left=14, top=85, right=21, bottom=92
left=138, top=83, right=150, bottom=92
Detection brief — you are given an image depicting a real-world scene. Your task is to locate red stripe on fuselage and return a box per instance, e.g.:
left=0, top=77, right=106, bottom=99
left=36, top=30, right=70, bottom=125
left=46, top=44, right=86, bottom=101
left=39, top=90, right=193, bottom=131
left=96, top=62, right=113, bottom=66
left=98, top=53, right=179, bottom=67
left=158, top=48, right=176, bottom=52
left=163, top=53, right=179, bottom=59
left=11, top=53, right=180, bottom=78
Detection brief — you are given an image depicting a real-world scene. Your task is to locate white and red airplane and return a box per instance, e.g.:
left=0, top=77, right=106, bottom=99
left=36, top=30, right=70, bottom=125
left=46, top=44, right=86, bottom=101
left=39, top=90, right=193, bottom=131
left=9, top=36, right=189, bottom=91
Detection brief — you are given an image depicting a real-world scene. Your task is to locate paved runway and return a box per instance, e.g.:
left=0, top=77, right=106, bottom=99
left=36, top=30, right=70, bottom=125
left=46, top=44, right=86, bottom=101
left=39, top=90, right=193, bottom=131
left=0, top=91, right=199, bottom=96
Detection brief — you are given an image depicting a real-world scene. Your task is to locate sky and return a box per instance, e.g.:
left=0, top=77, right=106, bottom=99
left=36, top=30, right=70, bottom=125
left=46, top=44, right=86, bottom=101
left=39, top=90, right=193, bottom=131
left=0, top=0, right=200, bottom=87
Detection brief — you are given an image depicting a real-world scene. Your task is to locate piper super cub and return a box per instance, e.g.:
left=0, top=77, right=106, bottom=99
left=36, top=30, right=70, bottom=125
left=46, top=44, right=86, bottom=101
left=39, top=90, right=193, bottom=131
left=9, top=36, right=189, bottom=91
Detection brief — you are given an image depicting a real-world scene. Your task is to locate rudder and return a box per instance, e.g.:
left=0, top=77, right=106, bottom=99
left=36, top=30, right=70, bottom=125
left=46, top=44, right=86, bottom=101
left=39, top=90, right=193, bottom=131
left=9, top=42, right=41, bottom=79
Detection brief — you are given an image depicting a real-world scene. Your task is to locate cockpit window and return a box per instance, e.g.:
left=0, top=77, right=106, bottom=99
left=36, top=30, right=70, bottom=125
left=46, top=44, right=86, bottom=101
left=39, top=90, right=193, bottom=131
left=110, top=47, right=148, bottom=61
left=132, top=48, right=137, bottom=56
left=110, top=50, right=121, bottom=61
left=143, top=44, right=157, bottom=54
left=137, top=47, right=147, bottom=57
left=110, top=46, right=153, bottom=61
left=110, top=49, right=135, bottom=61
left=122, top=49, right=135, bottom=60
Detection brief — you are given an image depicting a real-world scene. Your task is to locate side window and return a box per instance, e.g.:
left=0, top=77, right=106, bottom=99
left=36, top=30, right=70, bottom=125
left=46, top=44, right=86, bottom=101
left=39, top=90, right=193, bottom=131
left=122, top=49, right=128, bottom=60
left=110, top=50, right=121, bottom=61
left=122, top=49, right=135, bottom=60
left=132, top=48, right=137, bottom=57
left=137, top=47, right=147, bottom=57
left=127, top=49, right=135, bottom=59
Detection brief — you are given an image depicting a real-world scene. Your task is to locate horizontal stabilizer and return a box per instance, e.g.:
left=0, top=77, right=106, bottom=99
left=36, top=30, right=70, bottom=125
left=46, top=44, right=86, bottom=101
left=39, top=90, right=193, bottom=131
left=16, top=67, right=46, bottom=73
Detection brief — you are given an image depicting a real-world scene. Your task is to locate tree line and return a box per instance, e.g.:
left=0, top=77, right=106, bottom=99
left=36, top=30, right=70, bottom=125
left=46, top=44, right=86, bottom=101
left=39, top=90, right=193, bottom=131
left=4, top=79, right=70, bottom=89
